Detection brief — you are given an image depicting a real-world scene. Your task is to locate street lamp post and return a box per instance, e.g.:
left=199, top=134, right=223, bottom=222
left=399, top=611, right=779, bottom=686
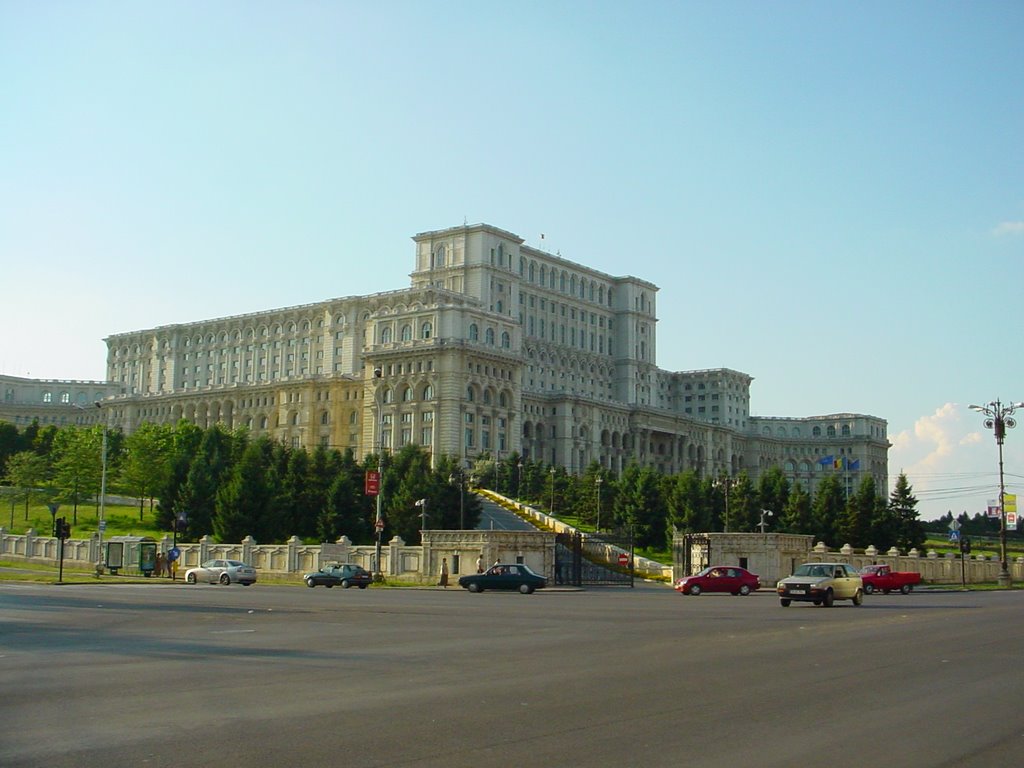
left=595, top=476, right=603, bottom=533
left=372, top=367, right=385, bottom=582
left=449, top=469, right=465, bottom=530
left=758, top=508, right=773, bottom=533
left=75, top=401, right=107, bottom=565
left=549, top=467, right=556, bottom=517
left=517, top=460, right=524, bottom=499
left=969, top=399, right=1022, bottom=587
left=714, top=475, right=736, bottom=533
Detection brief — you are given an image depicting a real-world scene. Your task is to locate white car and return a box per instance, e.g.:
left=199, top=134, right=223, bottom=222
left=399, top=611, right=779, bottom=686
left=185, top=559, right=257, bottom=586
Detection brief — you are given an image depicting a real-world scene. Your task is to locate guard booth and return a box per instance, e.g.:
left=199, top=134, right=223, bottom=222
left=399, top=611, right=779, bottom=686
left=105, top=536, right=158, bottom=576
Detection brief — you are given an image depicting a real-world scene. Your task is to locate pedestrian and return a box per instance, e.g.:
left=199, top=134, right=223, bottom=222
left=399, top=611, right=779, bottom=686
left=476, top=554, right=484, bottom=573
left=154, top=552, right=165, bottom=578
left=439, top=557, right=449, bottom=588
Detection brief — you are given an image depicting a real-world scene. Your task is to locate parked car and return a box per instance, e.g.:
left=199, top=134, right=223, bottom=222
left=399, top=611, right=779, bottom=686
left=776, top=562, right=862, bottom=607
left=458, top=563, right=547, bottom=594
left=675, top=566, right=760, bottom=596
left=184, top=559, right=257, bottom=586
left=859, top=564, right=922, bottom=594
left=303, top=563, right=372, bottom=589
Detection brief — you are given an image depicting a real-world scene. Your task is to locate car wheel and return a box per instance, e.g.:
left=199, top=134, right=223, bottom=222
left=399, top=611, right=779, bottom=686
left=519, top=584, right=534, bottom=595
left=219, top=573, right=230, bottom=585
left=780, top=598, right=791, bottom=607
left=325, top=583, right=333, bottom=588
left=900, top=584, right=912, bottom=594
left=341, top=580, right=351, bottom=589
left=813, top=600, right=821, bottom=606
left=852, top=589, right=863, bottom=606
left=689, top=584, right=701, bottom=596
left=305, top=577, right=316, bottom=588
left=358, top=584, right=368, bottom=589
left=739, top=585, right=751, bottom=596
left=467, top=582, right=482, bottom=593
left=822, top=589, right=834, bottom=607
left=186, top=572, right=197, bottom=584
left=863, top=583, right=875, bottom=595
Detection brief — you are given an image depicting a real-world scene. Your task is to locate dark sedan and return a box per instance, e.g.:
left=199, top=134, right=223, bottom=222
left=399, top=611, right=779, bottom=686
left=303, top=563, right=372, bottom=589
left=458, top=563, right=547, bottom=594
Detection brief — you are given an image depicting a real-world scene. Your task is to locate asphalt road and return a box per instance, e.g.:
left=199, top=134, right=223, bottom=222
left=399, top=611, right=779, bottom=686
left=2, top=582, right=1022, bottom=768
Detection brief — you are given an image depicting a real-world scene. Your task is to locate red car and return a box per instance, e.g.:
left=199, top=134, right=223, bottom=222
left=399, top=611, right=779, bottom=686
left=675, top=566, right=760, bottom=596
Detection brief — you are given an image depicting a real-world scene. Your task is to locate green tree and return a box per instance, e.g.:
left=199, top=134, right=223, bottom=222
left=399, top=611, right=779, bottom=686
left=121, top=422, right=173, bottom=522
left=50, top=426, right=98, bottom=525
left=757, top=467, right=790, bottom=526
left=215, top=441, right=272, bottom=543
left=4, top=450, right=50, bottom=521
left=665, top=470, right=710, bottom=533
left=777, top=482, right=812, bottom=535
left=612, top=463, right=665, bottom=549
left=838, top=475, right=881, bottom=548
left=889, top=473, right=926, bottom=552
left=811, top=474, right=846, bottom=547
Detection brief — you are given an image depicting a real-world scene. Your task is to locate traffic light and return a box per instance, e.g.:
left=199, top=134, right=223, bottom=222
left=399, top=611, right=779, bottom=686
left=61, top=520, right=71, bottom=539
left=960, top=537, right=971, bottom=554
left=54, top=517, right=71, bottom=540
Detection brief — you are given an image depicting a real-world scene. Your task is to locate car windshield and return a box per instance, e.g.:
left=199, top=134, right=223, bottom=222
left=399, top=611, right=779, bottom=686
left=793, top=564, right=831, bottom=578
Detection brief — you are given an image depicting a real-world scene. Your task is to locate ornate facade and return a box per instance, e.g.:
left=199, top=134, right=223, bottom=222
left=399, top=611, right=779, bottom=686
left=98, top=223, right=890, bottom=497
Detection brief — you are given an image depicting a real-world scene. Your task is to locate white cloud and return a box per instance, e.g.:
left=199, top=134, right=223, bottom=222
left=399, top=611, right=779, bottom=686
left=888, top=403, right=992, bottom=520
left=992, top=221, right=1024, bottom=236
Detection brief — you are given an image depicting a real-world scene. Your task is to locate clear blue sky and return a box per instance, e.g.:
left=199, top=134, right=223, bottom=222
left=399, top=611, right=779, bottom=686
left=2, top=1, right=1022, bottom=523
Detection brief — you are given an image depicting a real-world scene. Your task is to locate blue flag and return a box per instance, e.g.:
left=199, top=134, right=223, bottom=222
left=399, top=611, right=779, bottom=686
left=817, top=455, right=834, bottom=466
left=848, top=459, right=860, bottom=470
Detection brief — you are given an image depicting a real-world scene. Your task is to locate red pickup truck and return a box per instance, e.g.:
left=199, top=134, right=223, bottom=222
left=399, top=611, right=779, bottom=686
left=859, top=564, right=922, bottom=594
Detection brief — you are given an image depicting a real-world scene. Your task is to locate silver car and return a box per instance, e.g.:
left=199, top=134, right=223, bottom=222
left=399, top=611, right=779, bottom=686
left=185, top=559, right=257, bottom=586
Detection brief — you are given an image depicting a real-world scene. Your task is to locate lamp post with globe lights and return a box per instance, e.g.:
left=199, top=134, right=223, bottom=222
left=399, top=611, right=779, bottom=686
left=969, top=399, right=1022, bottom=588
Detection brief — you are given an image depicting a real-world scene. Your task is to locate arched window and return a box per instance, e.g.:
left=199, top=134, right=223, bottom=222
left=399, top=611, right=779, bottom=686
left=467, top=386, right=475, bottom=402
left=381, top=326, right=392, bottom=344
left=501, top=331, right=511, bottom=348
left=383, top=388, right=394, bottom=404
left=42, top=391, right=52, bottom=403
left=841, top=425, right=851, bottom=436
left=402, top=386, right=414, bottom=402
left=349, top=411, right=357, bottom=424
left=291, top=413, right=299, bottom=426
left=499, top=392, right=508, bottom=407
left=485, top=328, right=495, bottom=345
left=469, top=323, right=479, bottom=341
left=401, top=324, right=412, bottom=342
left=812, top=426, right=821, bottom=437
left=483, top=390, right=492, bottom=405
left=60, top=392, right=70, bottom=404
left=260, top=416, right=268, bottom=429
left=827, top=425, right=836, bottom=437
left=423, top=384, right=434, bottom=400
left=421, top=322, right=432, bottom=339
left=320, top=411, right=329, bottom=425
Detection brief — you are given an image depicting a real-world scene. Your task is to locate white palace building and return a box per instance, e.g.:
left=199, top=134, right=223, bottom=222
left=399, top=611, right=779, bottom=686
left=97, top=222, right=889, bottom=496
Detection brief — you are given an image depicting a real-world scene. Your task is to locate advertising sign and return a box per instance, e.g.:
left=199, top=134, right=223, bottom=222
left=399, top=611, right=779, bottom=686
left=1006, top=494, right=1017, bottom=532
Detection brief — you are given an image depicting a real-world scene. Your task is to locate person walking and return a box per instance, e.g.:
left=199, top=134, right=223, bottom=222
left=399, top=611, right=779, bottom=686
left=476, top=554, right=484, bottom=573
left=439, top=557, right=450, bottom=588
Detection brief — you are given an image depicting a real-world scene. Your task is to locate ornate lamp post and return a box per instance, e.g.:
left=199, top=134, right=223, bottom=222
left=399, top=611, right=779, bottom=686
left=969, top=399, right=1022, bottom=587
left=758, top=508, right=773, bottom=533
left=549, top=467, right=556, bottom=517
left=372, top=367, right=385, bottom=582
left=449, top=468, right=466, bottom=530
left=595, top=475, right=603, bottom=533
left=714, top=475, right=737, bottom=533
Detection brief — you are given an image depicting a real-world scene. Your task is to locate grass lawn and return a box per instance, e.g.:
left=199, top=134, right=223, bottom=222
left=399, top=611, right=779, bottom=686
left=1, top=498, right=164, bottom=539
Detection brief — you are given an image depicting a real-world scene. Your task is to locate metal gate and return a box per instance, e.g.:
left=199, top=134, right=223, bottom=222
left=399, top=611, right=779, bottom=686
left=676, top=533, right=712, bottom=580
left=555, top=529, right=634, bottom=587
